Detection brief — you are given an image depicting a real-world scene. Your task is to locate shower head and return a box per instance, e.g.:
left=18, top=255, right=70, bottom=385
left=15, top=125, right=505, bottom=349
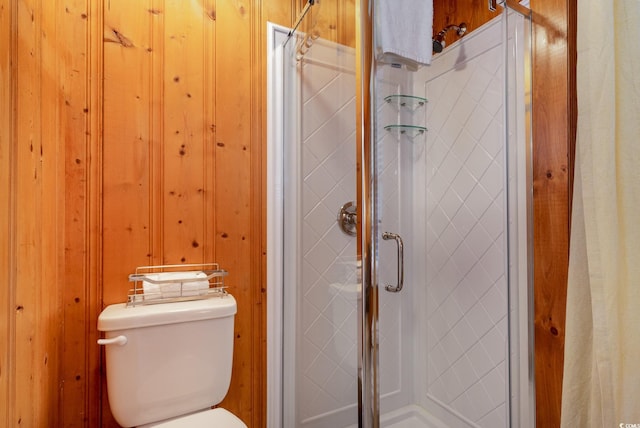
left=432, top=38, right=445, bottom=54
left=432, top=22, right=467, bottom=53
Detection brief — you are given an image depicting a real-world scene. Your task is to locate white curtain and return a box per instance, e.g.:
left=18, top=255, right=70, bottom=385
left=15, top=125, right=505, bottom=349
left=561, top=0, right=640, bottom=426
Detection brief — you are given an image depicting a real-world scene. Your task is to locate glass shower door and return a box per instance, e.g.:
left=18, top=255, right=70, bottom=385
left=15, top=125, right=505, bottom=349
left=275, top=1, right=533, bottom=426
left=280, top=4, right=362, bottom=426
left=367, top=4, right=534, bottom=428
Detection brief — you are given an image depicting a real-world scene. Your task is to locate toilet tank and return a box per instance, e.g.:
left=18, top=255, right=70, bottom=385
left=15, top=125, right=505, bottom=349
left=98, top=295, right=237, bottom=428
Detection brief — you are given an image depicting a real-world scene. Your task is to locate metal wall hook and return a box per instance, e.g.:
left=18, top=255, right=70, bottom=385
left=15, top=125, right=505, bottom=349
left=337, top=202, right=357, bottom=236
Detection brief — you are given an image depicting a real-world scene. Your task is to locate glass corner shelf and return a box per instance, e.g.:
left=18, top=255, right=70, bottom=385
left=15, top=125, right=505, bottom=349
left=384, top=94, right=427, bottom=110
left=384, top=124, right=427, bottom=138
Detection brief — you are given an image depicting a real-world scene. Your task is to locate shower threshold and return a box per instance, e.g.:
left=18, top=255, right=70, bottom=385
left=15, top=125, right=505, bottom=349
left=344, top=405, right=449, bottom=428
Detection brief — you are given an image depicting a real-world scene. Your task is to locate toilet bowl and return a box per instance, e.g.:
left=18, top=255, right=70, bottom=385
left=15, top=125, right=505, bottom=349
left=98, top=296, right=247, bottom=427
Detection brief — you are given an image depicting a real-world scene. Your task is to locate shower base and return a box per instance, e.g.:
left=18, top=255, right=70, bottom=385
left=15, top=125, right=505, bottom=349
left=345, top=405, right=449, bottom=428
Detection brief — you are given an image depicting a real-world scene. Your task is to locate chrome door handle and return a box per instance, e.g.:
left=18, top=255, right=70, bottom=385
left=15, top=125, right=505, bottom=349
left=382, top=232, right=404, bottom=292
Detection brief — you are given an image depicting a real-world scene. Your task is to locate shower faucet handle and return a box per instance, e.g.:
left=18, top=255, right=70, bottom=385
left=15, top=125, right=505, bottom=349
left=337, top=202, right=357, bottom=237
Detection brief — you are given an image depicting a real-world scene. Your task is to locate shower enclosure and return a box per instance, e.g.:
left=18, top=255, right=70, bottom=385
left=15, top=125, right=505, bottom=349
left=268, top=1, right=534, bottom=426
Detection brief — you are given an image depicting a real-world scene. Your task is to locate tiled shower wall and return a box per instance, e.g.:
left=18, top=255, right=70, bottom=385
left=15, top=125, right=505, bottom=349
left=416, top=18, right=509, bottom=428
left=289, top=14, right=511, bottom=428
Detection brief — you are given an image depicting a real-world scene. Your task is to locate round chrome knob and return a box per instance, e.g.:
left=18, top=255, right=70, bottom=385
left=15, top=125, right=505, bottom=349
left=337, top=202, right=357, bottom=236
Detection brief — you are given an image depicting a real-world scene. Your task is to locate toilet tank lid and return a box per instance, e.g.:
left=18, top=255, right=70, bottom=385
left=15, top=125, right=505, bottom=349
left=98, top=295, right=237, bottom=332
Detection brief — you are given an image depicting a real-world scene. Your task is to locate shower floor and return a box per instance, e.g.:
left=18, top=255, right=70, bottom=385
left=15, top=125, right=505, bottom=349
left=344, top=405, right=449, bottom=428
left=387, top=417, right=431, bottom=428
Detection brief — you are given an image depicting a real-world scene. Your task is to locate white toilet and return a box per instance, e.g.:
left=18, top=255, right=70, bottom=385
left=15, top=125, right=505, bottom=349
left=97, top=294, right=247, bottom=427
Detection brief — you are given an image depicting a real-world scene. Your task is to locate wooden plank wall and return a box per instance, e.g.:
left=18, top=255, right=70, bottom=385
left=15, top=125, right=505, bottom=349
left=529, top=0, right=576, bottom=426
left=0, top=0, right=101, bottom=426
left=297, top=0, right=356, bottom=47
left=1, top=0, right=293, bottom=427
left=1, top=0, right=575, bottom=427
left=0, top=0, right=13, bottom=425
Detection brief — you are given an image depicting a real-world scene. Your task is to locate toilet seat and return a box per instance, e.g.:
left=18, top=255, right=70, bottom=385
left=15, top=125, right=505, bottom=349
left=139, top=408, right=247, bottom=428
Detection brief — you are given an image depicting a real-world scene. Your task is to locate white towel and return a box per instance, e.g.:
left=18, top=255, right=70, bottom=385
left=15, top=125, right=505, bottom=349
left=375, top=0, right=433, bottom=70
left=142, top=271, right=209, bottom=300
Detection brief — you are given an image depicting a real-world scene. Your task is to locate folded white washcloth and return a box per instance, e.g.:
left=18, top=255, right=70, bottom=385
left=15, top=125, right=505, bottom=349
left=142, top=271, right=209, bottom=300
left=375, top=0, right=433, bottom=70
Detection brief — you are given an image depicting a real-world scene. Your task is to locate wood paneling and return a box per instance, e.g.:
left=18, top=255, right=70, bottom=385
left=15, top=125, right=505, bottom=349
left=214, top=0, right=254, bottom=422
left=14, top=1, right=47, bottom=423
left=0, top=0, right=14, bottom=425
left=529, top=0, right=575, bottom=426
left=0, top=0, right=101, bottom=426
left=87, top=1, right=105, bottom=425
left=293, top=0, right=355, bottom=47
left=2, top=0, right=291, bottom=426
left=57, top=2, right=99, bottom=426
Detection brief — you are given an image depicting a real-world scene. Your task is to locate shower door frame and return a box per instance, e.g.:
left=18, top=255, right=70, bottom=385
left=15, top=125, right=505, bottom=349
left=357, top=2, right=535, bottom=426
left=267, top=21, right=365, bottom=427
left=266, top=23, right=287, bottom=428
left=354, top=0, right=378, bottom=426
left=266, top=0, right=535, bottom=424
